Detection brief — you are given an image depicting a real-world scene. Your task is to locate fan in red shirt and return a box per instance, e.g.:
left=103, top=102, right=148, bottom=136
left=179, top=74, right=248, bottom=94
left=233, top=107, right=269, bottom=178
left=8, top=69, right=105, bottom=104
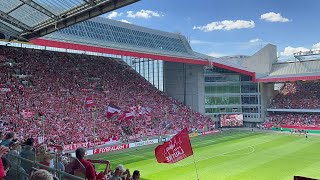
left=66, top=147, right=96, bottom=180
left=0, top=146, right=10, bottom=180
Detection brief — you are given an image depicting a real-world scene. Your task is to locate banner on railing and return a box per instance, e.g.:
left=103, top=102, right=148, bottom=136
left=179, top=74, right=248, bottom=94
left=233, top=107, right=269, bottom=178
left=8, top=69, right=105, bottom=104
left=188, top=133, right=199, bottom=138
left=93, top=144, right=129, bottom=154
left=202, top=130, right=220, bottom=135
left=129, top=139, right=159, bottom=148
left=64, top=140, right=110, bottom=151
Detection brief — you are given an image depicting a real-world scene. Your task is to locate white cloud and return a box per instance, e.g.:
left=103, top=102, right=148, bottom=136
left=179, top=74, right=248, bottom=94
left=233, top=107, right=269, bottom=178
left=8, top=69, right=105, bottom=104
left=280, top=46, right=309, bottom=56
left=260, top=12, right=290, bottom=22
left=190, top=40, right=217, bottom=45
left=249, top=38, right=262, bottom=43
left=127, top=10, right=163, bottom=19
left=312, top=42, right=320, bottom=49
left=106, top=11, right=123, bottom=19
left=193, top=20, right=255, bottom=32
left=208, top=52, right=225, bottom=57
left=119, top=19, right=132, bottom=24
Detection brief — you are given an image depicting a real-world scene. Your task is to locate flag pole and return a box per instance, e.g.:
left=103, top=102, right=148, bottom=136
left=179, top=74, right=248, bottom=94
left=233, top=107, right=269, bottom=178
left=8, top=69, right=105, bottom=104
left=192, top=153, right=200, bottom=180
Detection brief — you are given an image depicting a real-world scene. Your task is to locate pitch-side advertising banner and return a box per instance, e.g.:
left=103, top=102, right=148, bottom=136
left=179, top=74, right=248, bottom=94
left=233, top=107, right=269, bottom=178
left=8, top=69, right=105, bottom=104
left=93, top=144, right=129, bottom=154
left=129, top=139, right=159, bottom=148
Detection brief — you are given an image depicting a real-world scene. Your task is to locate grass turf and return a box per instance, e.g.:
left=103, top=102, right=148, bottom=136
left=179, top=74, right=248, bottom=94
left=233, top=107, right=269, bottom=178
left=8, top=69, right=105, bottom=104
left=89, top=130, right=320, bottom=180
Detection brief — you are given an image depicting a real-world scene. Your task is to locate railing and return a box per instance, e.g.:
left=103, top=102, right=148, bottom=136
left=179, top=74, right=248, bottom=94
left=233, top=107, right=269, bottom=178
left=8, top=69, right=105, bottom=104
left=4, top=153, right=85, bottom=180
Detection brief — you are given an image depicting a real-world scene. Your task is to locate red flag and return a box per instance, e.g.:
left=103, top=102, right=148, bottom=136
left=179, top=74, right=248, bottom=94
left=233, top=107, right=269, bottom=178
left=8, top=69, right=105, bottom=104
left=106, top=104, right=121, bottom=118
left=85, top=97, right=95, bottom=108
left=118, top=111, right=135, bottom=121
left=155, top=128, right=193, bottom=163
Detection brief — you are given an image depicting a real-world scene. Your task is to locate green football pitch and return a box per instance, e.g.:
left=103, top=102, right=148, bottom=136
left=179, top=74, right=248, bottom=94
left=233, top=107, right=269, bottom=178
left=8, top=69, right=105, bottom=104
left=90, top=130, right=320, bottom=180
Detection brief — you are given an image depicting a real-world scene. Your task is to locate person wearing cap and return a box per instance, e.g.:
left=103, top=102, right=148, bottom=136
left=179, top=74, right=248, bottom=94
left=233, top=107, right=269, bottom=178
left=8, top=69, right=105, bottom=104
left=108, top=165, right=130, bottom=180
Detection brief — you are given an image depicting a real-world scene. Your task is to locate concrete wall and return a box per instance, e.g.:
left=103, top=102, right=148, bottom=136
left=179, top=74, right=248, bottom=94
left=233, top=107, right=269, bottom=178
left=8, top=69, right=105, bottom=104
left=164, top=61, right=205, bottom=113
left=242, top=44, right=277, bottom=75
left=260, top=82, right=279, bottom=120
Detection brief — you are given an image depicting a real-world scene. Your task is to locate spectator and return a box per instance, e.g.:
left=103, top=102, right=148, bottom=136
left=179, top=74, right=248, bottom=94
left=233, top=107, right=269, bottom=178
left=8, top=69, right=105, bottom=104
left=132, top=170, right=140, bottom=180
left=29, top=169, right=53, bottom=180
left=66, top=147, right=96, bottom=180
left=20, top=138, right=35, bottom=175
left=0, top=157, right=10, bottom=180
left=5, top=142, right=27, bottom=180
left=39, top=153, right=52, bottom=171
left=108, top=165, right=130, bottom=180
left=55, top=156, right=65, bottom=172
left=0, top=132, right=16, bottom=147
left=0, top=133, right=4, bottom=144
left=0, top=146, right=10, bottom=179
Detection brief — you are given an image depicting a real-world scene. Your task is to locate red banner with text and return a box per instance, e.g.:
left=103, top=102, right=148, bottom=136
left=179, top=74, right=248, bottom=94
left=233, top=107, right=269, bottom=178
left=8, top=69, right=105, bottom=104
left=155, top=128, right=193, bottom=164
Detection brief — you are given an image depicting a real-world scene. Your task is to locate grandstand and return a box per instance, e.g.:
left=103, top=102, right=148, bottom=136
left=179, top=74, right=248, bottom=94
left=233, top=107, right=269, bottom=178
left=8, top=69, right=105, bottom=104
left=1, top=0, right=320, bottom=179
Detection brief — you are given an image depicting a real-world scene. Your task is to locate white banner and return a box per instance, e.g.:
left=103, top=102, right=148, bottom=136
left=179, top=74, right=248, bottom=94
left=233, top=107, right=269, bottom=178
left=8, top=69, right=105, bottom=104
left=129, top=139, right=159, bottom=148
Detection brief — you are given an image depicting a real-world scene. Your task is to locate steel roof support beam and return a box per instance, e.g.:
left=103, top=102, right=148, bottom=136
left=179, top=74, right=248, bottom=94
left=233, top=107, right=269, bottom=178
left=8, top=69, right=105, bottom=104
left=83, top=0, right=96, bottom=6
left=19, top=0, right=58, bottom=20
left=0, top=10, right=30, bottom=31
left=0, top=23, right=21, bottom=38
left=22, top=0, right=140, bottom=39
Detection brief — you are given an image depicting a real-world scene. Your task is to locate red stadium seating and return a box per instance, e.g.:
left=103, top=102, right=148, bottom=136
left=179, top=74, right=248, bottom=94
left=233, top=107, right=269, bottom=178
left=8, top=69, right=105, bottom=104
left=265, top=82, right=320, bottom=129
left=0, top=46, right=214, bottom=146
left=271, top=82, right=320, bottom=109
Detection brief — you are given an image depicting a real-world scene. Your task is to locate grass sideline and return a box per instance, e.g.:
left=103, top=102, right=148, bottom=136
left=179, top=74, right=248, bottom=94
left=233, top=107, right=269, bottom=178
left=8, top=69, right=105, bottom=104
left=89, top=130, right=320, bottom=180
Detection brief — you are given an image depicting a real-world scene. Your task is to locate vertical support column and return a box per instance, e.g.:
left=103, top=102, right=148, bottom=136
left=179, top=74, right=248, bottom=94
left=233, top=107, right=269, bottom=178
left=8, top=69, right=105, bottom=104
left=183, top=63, right=187, bottom=106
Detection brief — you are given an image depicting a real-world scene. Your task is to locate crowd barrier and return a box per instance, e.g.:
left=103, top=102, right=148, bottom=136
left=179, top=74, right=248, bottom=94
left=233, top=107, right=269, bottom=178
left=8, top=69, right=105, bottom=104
left=71, top=130, right=221, bottom=157
left=280, top=125, right=320, bottom=131
left=4, top=154, right=84, bottom=180
left=272, top=127, right=320, bottom=134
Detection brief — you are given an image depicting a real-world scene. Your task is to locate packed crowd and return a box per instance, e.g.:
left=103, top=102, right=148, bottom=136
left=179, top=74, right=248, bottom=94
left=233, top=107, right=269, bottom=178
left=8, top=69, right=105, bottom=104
left=0, top=132, right=140, bottom=180
left=264, top=113, right=320, bottom=128
left=264, top=81, right=320, bottom=129
left=270, top=82, right=320, bottom=109
left=0, top=46, right=214, bottom=146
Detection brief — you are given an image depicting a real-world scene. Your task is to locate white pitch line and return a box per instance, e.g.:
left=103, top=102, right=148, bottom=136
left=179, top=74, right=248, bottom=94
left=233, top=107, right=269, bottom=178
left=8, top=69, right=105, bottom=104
left=222, top=146, right=255, bottom=156
left=175, top=139, right=270, bottom=167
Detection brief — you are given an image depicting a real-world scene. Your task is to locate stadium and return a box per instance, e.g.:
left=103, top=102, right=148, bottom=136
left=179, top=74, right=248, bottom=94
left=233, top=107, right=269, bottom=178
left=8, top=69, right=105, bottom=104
left=0, top=0, right=320, bottom=180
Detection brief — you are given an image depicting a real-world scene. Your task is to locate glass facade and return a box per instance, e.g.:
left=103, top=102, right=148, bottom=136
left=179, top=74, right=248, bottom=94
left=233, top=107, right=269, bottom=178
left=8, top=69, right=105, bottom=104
left=204, top=67, right=261, bottom=119
left=122, top=56, right=164, bottom=91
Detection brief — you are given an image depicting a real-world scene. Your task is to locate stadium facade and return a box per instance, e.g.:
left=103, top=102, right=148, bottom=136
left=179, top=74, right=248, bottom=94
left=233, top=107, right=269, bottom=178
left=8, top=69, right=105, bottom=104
left=18, top=17, right=318, bottom=124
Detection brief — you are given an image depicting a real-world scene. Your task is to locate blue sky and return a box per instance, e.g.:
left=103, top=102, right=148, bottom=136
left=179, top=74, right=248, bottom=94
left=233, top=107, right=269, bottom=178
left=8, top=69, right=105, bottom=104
left=102, top=0, right=320, bottom=58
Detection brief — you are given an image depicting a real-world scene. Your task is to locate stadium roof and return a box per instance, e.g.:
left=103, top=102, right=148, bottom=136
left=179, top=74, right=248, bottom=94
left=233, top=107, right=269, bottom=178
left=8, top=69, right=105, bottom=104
left=0, top=0, right=139, bottom=40
left=257, top=59, right=320, bottom=82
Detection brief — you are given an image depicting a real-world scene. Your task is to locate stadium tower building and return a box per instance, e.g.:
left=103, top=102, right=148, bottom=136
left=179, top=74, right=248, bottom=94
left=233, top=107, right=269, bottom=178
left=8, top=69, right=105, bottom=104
left=3, top=13, right=319, bottom=126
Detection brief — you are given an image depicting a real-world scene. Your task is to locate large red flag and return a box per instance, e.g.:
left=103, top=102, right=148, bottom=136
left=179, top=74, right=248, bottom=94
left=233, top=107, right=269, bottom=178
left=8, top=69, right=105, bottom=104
left=155, top=128, right=193, bottom=163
